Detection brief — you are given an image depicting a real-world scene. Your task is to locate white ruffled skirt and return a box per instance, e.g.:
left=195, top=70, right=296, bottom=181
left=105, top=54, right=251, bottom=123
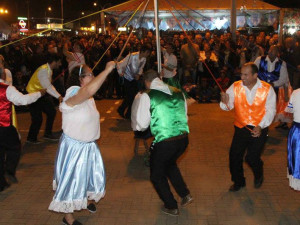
left=48, top=133, right=106, bottom=213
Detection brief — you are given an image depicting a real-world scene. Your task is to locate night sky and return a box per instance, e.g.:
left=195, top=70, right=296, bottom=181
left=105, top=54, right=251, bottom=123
left=1, top=0, right=300, bottom=24
left=1, top=0, right=127, bottom=23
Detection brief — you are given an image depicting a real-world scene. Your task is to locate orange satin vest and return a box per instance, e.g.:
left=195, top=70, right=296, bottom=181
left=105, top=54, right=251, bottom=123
left=234, top=80, right=271, bottom=128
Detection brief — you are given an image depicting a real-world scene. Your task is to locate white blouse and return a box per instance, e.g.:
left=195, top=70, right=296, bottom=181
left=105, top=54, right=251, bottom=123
left=286, top=88, right=300, bottom=123
left=60, top=86, right=100, bottom=142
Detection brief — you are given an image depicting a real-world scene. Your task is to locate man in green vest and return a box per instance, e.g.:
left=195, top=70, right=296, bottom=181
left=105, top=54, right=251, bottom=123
left=131, top=70, right=193, bottom=216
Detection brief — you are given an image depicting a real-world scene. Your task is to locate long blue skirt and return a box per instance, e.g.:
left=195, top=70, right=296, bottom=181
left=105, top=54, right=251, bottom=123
left=287, top=122, right=300, bottom=191
left=48, top=133, right=106, bottom=213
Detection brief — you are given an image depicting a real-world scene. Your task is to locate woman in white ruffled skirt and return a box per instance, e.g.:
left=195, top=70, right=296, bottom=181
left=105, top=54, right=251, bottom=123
left=48, top=61, right=116, bottom=225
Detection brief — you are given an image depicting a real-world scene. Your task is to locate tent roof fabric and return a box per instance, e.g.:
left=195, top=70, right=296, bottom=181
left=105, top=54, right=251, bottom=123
left=107, top=0, right=279, bottom=12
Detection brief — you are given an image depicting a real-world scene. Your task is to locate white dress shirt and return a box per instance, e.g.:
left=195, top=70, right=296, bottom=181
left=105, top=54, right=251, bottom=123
left=60, top=86, right=100, bottom=142
left=0, top=79, right=41, bottom=105
left=38, top=63, right=61, bottom=99
left=285, top=88, right=300, bottom=123
left=117, top=52, right=146, bottom=81
left=162, top=49, right=177, bottom=78
left=4, top=69, right=12, bottom=85
left=254, top=56, right=289, bottom=87
left=131, top=78, right=187, bottom=131
left=220, top=79, right=276, bottom=129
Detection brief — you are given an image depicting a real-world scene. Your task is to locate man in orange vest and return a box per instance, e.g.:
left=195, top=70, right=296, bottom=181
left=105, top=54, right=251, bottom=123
left=220, top=62, right=276, bottom=192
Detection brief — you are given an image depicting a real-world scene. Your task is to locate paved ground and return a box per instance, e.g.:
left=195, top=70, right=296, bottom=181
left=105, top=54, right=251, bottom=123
left=0, top=100, right=299, bottom=225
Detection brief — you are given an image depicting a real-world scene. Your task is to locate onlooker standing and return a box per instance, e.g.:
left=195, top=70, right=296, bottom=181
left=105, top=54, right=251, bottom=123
left=180, top=40, right=199, bottom=84
left=161, top=44, right=178, bottom=88
left=281, top=37, right=299, bottom=90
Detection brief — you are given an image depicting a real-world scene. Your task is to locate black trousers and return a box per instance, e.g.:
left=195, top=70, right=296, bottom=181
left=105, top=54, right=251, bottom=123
left=0, top=126, right=21, bottom=187
left=27, top=94, right=56, bottom=141
left=118, top=79, right=138, bottom=117
left=150, top=135, right=190, bottom=209
left=229, top=126, right=268, bottom=186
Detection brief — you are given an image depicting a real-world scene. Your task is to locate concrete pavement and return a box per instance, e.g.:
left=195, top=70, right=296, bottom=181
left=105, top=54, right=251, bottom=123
left=0, top=100, right=299, bottom=225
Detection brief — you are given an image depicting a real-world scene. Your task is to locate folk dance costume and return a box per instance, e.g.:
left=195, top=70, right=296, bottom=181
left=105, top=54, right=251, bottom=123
left=49, top=86, right=105, bottom=213
left=132, top=77, right=191, bottom=213
left=2, top=68, right=18, bottom=132
left=0, top=79, right=41, bottom=191
left=255, top=56, right=285, bottom=86
left=117, top=52, right=147, bottom=119
left=255, top=56, right=291, bottom=126
left=285, top=89, right=300, bottom=190
left=220, top=79, right=276, bottom=189
left=26, top=63, right=62, bottom=142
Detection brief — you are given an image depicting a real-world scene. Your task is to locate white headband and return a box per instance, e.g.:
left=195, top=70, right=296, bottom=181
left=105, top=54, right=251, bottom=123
left=79, top=65, right=83, bottom=76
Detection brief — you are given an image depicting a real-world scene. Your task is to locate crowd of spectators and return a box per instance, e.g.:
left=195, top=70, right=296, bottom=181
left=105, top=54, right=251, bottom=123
left=1, top=29, right=300, bottom=104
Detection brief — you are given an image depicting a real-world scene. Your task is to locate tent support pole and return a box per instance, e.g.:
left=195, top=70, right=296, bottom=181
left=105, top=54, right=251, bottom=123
left=230, top=0, right=236, bottom=41
left=279, top=8, right=284, bottom=45
left=154, top=0, right=161, bottom=73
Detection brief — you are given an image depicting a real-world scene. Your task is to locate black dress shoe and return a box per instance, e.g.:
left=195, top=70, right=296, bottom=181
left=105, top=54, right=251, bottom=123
left=26, top=139, right=42, bottom=144
left=181, top=194, right=193, bottom=207
left=87, top=203, right=96, bottom=213
left=254, top=176, right=264, bottom=189
left=62, top=217, right=83, bottom=225
left=43, top=133, right=60, bottom=141
left=229, top=183, right=245, bottom=192
left=161, top=206, right=179, bottom=216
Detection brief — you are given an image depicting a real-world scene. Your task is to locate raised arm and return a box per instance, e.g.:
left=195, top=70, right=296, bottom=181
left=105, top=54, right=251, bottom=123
left=63, top=42, right=76, bottom=62
left=66, top=61, right=116, bottom=107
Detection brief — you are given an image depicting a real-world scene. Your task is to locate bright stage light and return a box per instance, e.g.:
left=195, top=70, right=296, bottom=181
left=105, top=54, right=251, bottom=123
left=288, top=27, right=296, bottom=35
left=118, top=27, right=126, bottom=31
left=214, top=17, right=228, bottom=30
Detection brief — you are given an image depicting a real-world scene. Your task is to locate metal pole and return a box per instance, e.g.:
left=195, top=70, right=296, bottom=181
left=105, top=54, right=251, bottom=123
left=61, top=0, right=64, bottom=24
left=26, top=0, right=30, bottom=30
left=154, top=0, right=161, bottom=73
left=230, top=0, right=236, bottom=42
left=279, top=9, right=284, bottom=45
left=101, top=11, right=105, bottom=34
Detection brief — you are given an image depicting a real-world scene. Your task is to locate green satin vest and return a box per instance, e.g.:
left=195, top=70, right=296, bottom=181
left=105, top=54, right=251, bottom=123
left=148, top=87, right=189, bottom=143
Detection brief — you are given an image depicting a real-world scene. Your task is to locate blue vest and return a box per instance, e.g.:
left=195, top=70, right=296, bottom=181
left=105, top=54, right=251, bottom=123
left=258, top=56, right=282, bottom=83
